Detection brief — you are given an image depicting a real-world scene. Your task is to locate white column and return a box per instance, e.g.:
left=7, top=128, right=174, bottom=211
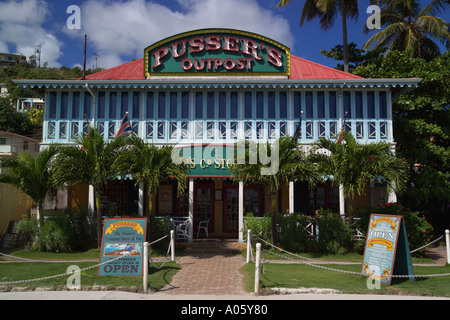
left=339, top=184, right=345, bottom=218
left=88, top=185, right=95, bottom=215
left=188, top=178, right=194, bottom=242
left=138, top=183, right=144, bottom=216
left=238, top=180, right=244, bottom=242
left=289, top=181, right=294, bottom=214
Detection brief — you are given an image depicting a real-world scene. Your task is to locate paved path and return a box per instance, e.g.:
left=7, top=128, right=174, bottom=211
left=159, top=239, right=247, bottom=295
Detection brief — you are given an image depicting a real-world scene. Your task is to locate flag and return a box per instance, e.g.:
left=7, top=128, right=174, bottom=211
left=115, top=113, right=132, bottom=137
left=336, top=112, right=348, bottom=144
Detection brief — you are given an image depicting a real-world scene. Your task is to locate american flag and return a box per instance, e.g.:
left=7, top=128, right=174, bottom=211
left=115, top=113, right=132, bottom=137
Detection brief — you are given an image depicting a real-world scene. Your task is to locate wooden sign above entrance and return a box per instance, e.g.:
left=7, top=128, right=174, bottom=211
left=144, top=29, right=290, bottom=77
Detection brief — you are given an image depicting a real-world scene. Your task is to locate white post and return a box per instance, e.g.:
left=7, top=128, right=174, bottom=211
left=88, top=185, right=95, bottom=215
left=238, top=180, right=244, bottom=242
left=446, top=230, right=450, bottom=265
left=170, top=230, right=175, bottom=262
left=188, top=178, right=194, bottom=243
left=289, top=181, right=294, bottom=214
left=246, top=229, right=251, bottom=263
left=138, top=183, right=144, bottom=216
left=339, top=184, right=345, bottom=219
left=254, top=243, right=261, bottom=294
left=143, top=242, right=149, bottom=293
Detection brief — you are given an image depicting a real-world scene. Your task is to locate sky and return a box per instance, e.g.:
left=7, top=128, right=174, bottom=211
left=0, top=0, right=448, bottom=70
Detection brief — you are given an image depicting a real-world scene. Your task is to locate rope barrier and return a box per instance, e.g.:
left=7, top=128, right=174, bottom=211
left=251, top=234, right=450, bottom=279
left=0, top=232, right=174, bottom=286
left=0, top=254, right=125, bottom=285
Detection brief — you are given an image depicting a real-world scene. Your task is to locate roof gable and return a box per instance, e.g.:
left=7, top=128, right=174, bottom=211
left=80, top=55, right=364, bottom=81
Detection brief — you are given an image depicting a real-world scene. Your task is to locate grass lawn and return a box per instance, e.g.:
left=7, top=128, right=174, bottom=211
left=0, top=249, right=179, bottom=292
left=240, top=262, right=450, bottom=297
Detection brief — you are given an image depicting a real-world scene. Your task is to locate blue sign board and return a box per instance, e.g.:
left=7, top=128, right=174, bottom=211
left=361, top=214, right=414, bottom=285
left=98, top=218, right=147, bottom=277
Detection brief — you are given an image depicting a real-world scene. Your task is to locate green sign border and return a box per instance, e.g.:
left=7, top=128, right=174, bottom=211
left=361, top=214, right=415, bottom=285
left=98, top=218, right=147, bottom=277
left=144, top=28, right=291, bottom=77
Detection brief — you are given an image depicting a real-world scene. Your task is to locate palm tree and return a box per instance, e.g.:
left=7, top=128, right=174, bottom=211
left=277, top=0, right=359, bottom=73
left=114, top=135, right=189, bottom=218
left=311, top=131, right=408, bottom=215
left=0, top=145, right=60, bottom=225
left=231, top=137, right=319, bottom=244
left=363, top=0, right=450, bottom=60
left=54, top=127, right=126, bottom=247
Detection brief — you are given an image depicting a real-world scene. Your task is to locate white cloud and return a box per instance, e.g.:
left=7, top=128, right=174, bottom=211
left=75, top=0, right=294, bottom=68
left=0, top=0, right=63, bottom=67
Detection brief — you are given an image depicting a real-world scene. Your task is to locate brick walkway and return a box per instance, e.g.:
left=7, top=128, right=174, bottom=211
left=159, top=239, right=247, bottom=295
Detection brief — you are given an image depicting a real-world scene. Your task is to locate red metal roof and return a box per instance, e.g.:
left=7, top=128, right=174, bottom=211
left=81, top=55, right=364, bottom=81
left=289, top=55, right=364, bottom=80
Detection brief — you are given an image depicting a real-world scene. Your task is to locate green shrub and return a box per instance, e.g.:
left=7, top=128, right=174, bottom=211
left=276, top=212, right=315, bottom=252
left=355, top=203, right=434, bottom=257
left=243, top=213, right=271, bottom=244
left=315, top=210, right=354, bottom=255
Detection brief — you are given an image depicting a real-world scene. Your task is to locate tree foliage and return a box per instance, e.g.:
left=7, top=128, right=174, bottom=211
left=353, top=50, right=450, bottom=225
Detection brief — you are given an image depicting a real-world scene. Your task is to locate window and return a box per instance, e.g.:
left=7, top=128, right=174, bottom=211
left=195, top=121, right=203, bottom=140
left=109, top=122, right=116, bottom=139
left=132, top=91, right=140, bottom=118
left=49, top=92, right=57, bottom=119
left=23, top=140, right=28, bottom=150
left=279, top=91, right=287, bottom=119
left=97, top=92, right=106, bottom=119
left=48, top=122, right=56, bottom=139
left=59, top=122, right=67, bottom=139
left=379, top=92, right=387, bottom=118
left=267, top=91, right=275, bottom=119
left=268, top=122, right=276, bottom=139
left=72, top=92, right=80, bottom=119
left=305, top=91, right=313, bottom=118
left=146, top=122, right=154, bottom=139
left=293, top=92, right=301, bottom=119
left=319, top=122, right=326, bottom=138
left=256, top=122, right=264, bottom=139
left=121, top=92, right=129, bottom=116
left=170, top=92, right=177, bottom=119
left=309, top=184, right=339, bottom=214
left=158, top=92, right=166, bottom=119
left=317, top=92, right=325, bottom=119
left=230, top=92, right=238, bottom=119
left=256, top=91, right=264, bottom=118
left=329, top=91, right=337, bottom=118
left=61, top=92, right=68, bottom=119
left=343, top=91, right=351, bottom=118
left=84, top=93, right=92, bottom=119
left=356, top=122, right=364, bottom=139
left=219, top=92, right=226, bottom=119
left=71, top=122, right=79, bottom=139
left=367, top=91, right=375, bottom=118
left=244, top=92, right=252, bottom=119
left=245, top=122, right=253, bottom=140
left=207, top=92, right=215, bottom=119
left=306, top=122, right=313, bottom=139
left=110, top=92, right=117, bottom=119
left=158, top=122, right=165, bottom=139
left=181, top=91, right=190, bottom=119
left=196, top=92, right=203, bottom=119
left=146, top=92, right=154, bottom=119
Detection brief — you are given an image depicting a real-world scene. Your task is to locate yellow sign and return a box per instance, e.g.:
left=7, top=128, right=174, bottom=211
left=105, top=221, right=144, bottom=235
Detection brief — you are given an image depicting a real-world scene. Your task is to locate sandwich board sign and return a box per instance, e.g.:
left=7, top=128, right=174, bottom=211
left=98, top=218, right=147, bottom=276
left=361, top=214, right=415, bottom=285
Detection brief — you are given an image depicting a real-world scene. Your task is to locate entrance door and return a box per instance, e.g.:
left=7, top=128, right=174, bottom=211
left=223, top=184, right=239, bottom=233
left=194, top=183, right=214, bottom=235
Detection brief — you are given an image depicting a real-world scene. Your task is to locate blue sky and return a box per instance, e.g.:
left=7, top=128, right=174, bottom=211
left=0, top=0, right=448, bottom=70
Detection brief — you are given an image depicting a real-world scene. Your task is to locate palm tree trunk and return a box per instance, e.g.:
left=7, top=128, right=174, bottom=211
left=271, top=191, right=277, bottom=244
left=95, top=189, right=102, bottom=248
left=340, top=0, right=350, bottom=73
